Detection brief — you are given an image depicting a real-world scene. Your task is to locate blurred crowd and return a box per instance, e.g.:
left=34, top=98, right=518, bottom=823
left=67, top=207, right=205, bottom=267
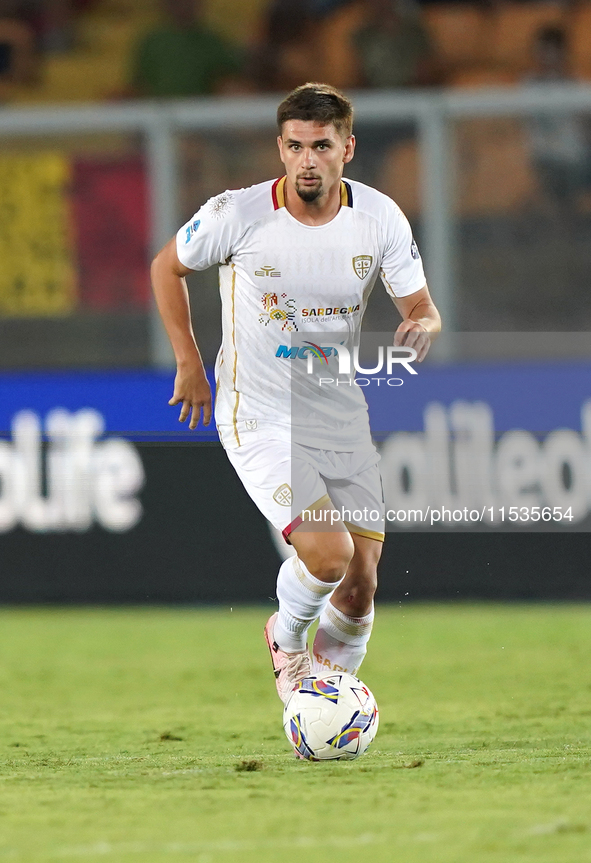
left=0, top=0, right=589, bottom=357
left=1, top=0, right=591, bottom=98
left=0, top=0, right=590, bottom=217
left=0, top=0, right=94, bottom=78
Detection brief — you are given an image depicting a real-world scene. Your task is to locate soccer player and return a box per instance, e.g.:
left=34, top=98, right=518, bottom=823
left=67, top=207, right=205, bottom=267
left=151, top=83, right=441, bottom=704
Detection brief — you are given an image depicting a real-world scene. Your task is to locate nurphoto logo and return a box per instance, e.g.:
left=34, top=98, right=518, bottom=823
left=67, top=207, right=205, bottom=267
left=302, top=342, right=418, bottom=375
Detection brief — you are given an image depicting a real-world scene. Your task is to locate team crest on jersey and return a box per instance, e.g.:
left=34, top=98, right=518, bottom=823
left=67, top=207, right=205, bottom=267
left=259, top=292, right=298, bottom=332
left=273, top=483, right=292, bottom=507
left=410, top=238, right=420, bottom=260
left=352, top=255, right=373, bottom=279
left=208, top=192, right=233, bottom=219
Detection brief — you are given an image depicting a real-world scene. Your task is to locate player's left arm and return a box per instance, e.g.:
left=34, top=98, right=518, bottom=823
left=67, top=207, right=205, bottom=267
left=378, top=195, right=441, bottom=361
left=392, top=284, right=441, bottom=362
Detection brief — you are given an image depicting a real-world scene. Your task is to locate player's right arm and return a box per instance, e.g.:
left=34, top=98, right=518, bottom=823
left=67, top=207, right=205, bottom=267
left=151, top=239, right=212, bottom=430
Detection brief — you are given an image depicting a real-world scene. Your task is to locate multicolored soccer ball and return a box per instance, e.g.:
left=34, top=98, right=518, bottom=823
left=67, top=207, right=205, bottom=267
left=283, top=673, right=379, bottom=761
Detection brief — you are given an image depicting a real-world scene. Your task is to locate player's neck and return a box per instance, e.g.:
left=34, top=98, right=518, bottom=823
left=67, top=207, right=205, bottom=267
left=284, top=179, right=342, bottom=226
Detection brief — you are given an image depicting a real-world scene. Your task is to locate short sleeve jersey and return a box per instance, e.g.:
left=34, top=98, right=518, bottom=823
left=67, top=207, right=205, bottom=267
left=176, top=177, right=426, bottom=450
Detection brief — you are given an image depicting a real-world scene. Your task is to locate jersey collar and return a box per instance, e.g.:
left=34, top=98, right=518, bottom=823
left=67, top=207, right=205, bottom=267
left=272, top=176, right=354, bottom=210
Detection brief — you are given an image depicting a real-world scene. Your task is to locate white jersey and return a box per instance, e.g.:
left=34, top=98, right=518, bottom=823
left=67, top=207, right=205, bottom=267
left=176, top=176, right=426, bottom=451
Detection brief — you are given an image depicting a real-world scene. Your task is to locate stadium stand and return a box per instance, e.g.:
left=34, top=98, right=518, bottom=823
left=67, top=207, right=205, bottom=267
left=362, top=1, right=591, bottom=218
left=493, top=1, right=567, bottom=73
left=6, top=0, right=591, bottom=105
left=248, top=0, right=320, bottom=92
left=423, top=3, right=492, bottom=77
left=2, top=0, right=591, bottom=236
left=8, top=0, right=265, bottom=104
left=0, top=15, right=37, bottom=97
left=570, top=1, right=591, bottom=79
left=423, top=1, right=587, bottom=87
left=291, top=0, right=591, bottom=92
left=316, top=0, right=365, bottom=88
left=11, top=0, right=159, bottom=103
left=381, top=119, right=536, bottom=218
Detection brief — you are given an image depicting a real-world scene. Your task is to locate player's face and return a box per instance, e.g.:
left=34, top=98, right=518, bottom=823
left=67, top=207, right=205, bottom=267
left=278, top=121, right=355, bottom=204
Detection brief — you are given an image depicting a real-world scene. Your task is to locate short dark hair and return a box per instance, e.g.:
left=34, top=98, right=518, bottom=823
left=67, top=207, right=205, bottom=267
left=277, top=83, right=353, bottom=137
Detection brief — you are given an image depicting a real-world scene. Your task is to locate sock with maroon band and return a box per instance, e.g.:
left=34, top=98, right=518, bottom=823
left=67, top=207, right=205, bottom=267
left=312, top=603, right=375, bottom=675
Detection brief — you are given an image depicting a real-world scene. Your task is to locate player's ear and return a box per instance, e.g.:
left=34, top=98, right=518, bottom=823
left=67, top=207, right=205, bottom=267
left=343, top=135, right=355, bottom=164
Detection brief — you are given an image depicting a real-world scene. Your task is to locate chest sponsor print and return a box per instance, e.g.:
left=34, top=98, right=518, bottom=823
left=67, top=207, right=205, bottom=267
left=301, top=304, right=360, bottom=321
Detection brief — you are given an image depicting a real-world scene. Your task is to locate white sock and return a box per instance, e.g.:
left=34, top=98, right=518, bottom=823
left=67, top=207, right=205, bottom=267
left=274, top=556, right=343, bottom=653
left=312, top=603, right=375, bottom=676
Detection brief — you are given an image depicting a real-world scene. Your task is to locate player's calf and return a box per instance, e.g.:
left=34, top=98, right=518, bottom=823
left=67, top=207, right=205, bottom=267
left=312, top=603, right=375, bottom=677
left=272, top=529, right=354, bottom=656
left=330, top=568, right=378, bottom=618
left=274, top=554, right=346, bottom=653
left=266, top=527, right=372, bottom=699
left=312, top=535, right=381, bottom=676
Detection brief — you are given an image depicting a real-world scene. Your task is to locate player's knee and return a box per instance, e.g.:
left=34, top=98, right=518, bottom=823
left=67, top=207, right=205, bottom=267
left=339, top=567, right=378, bottom=614
left=302, top=534, right=354, bottom=583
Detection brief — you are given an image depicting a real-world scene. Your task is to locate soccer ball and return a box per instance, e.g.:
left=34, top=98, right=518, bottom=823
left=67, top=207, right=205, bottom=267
left=283, top=673, right=379, bottom=761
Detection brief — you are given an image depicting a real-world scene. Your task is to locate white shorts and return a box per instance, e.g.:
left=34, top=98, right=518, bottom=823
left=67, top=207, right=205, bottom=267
left=223, top=433, right=385, bottom=543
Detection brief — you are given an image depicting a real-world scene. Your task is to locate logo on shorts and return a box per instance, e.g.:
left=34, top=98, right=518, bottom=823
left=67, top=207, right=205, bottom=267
left=352, top=255, right=373, bottom=279
left=273, top=483, right=292, bottom=507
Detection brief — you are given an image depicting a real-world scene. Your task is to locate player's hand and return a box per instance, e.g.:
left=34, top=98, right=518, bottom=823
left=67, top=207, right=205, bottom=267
left=168, top=364, right=212, bottom=429
left=394, top=320, right=431, bottom=362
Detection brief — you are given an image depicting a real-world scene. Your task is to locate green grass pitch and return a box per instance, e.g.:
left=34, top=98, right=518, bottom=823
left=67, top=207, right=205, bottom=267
left=0, top=604, right=590, bottom=863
